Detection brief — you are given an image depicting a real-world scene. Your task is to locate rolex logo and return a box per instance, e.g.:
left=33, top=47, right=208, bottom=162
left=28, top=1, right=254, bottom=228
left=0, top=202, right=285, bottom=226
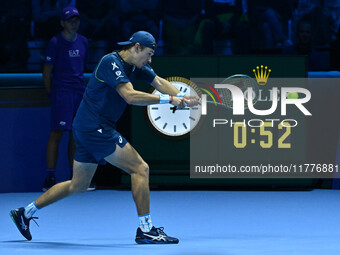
left=253, top=65, right=271, bottom=85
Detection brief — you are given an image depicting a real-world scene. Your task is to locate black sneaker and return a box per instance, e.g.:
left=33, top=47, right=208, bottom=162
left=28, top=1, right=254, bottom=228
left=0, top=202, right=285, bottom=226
left=135, top=226, right=179, bottom=244
left=42, top=176, right=56, bottom=191
left=9, top=207, right=38, bottom=241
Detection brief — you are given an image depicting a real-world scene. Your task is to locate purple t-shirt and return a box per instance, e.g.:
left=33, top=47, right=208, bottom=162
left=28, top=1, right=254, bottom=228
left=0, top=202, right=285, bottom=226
left=44, top=33, right=88, bottom=91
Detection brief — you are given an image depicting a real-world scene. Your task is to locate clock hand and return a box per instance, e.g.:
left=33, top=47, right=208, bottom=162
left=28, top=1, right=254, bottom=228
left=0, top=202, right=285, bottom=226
left=170, top=106, right=190, bottom=113
left=170, top=106, right=177, bottom=113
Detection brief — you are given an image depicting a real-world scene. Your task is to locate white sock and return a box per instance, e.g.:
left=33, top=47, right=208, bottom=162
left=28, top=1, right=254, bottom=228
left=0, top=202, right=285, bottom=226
left=24, top=202, right=39, bottom=219
left=138, top=214, right=153, bottom=232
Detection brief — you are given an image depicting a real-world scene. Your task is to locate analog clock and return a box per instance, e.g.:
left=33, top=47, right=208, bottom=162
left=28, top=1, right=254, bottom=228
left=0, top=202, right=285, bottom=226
left=147, top=77, right=202, bottom=138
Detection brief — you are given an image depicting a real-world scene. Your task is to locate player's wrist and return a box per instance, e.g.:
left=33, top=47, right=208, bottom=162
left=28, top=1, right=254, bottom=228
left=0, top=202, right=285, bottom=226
left=159, top=94, right=170, bottom=104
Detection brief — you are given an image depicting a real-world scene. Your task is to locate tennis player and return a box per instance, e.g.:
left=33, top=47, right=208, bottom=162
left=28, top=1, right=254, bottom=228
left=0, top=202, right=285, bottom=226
left=10, top=31, right=198, bottom=244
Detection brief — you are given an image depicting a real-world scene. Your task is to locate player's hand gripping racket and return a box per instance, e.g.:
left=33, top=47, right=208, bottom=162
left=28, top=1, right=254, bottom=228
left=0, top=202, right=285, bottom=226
left=165, top=76, right=202, bottom=110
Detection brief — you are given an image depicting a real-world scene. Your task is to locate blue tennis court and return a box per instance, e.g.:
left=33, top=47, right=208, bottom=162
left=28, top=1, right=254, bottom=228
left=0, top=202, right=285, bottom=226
left=2, top=189, right=340, bottom=255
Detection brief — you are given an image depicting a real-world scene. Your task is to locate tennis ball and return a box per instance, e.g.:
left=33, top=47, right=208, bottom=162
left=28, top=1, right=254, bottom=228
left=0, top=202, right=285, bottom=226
left=287, top=92, right=299, bottom=99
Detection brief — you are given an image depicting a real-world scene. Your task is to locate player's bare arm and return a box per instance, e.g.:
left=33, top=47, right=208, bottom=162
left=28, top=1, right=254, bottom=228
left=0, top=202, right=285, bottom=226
left=116, top=81, right=183, bottom=106
left=151, top=75, right=180, bottom=95
left=152, top=76, right=199, bottom=107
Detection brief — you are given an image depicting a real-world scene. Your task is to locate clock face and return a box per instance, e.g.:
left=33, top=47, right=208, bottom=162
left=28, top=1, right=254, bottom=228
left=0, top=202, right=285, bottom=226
left=147, top=80, right=202, bottom=137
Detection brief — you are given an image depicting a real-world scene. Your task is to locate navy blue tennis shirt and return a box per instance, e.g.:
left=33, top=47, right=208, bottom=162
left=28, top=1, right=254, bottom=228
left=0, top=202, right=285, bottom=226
left=73, top=51, right=156, bottom=132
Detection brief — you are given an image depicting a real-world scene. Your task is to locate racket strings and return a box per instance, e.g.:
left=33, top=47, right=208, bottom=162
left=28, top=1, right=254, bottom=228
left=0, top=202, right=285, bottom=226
left=165, top=75, right=260, bottom=110
left=216, top=87, right=232, bottom=107
left=219, top=76, right=259, bottom=108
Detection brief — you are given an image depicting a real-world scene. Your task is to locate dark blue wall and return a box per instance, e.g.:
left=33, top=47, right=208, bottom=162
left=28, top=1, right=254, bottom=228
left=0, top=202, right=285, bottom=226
left=0, top=107, right=70, bottom=192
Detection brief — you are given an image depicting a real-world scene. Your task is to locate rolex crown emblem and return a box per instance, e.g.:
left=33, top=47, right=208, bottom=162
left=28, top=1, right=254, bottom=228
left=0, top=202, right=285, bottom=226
left=253, top=65, right=271, bottom=85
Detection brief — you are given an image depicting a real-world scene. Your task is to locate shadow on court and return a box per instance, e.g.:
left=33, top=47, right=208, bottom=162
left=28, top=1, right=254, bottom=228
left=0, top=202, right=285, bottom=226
left=0, top=240, right=137, bottom=249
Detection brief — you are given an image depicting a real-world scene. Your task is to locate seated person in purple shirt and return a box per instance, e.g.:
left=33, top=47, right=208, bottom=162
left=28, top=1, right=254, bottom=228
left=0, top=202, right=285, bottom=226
left=10, top=31, right=199, bottom=244
left=42, top=7, right=89, bottom=191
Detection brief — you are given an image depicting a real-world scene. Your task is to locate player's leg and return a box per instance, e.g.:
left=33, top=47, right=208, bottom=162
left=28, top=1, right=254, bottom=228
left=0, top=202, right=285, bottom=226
left=105, top=143, right=178, bottom=244
left=10, top=160, right=97, bottom=240
left=105, top=142, right=149, bottom=215
left=69, top=131, right=96, bottom=191
left=36, top=160, right=97, bottom=208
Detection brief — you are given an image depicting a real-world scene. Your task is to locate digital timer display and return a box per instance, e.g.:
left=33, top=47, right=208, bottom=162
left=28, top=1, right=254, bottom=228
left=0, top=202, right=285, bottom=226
left=233, top=122, right=292, bottom=149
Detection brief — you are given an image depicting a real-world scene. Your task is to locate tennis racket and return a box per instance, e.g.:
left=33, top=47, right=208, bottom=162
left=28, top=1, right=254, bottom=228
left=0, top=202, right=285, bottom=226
left=200, top=74, right=259, bottom=110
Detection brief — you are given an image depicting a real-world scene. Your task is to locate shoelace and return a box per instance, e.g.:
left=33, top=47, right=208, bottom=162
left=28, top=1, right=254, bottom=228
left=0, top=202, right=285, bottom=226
left=155, top=227, right=166, bottom=236
left=29, top=217, right=39, bottom=227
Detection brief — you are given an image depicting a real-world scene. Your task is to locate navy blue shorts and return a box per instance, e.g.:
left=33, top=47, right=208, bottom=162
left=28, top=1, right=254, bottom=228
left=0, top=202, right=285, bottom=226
left=73, top=126, right=128, bottom=165
left=50, top=89, right=83, bottom=130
